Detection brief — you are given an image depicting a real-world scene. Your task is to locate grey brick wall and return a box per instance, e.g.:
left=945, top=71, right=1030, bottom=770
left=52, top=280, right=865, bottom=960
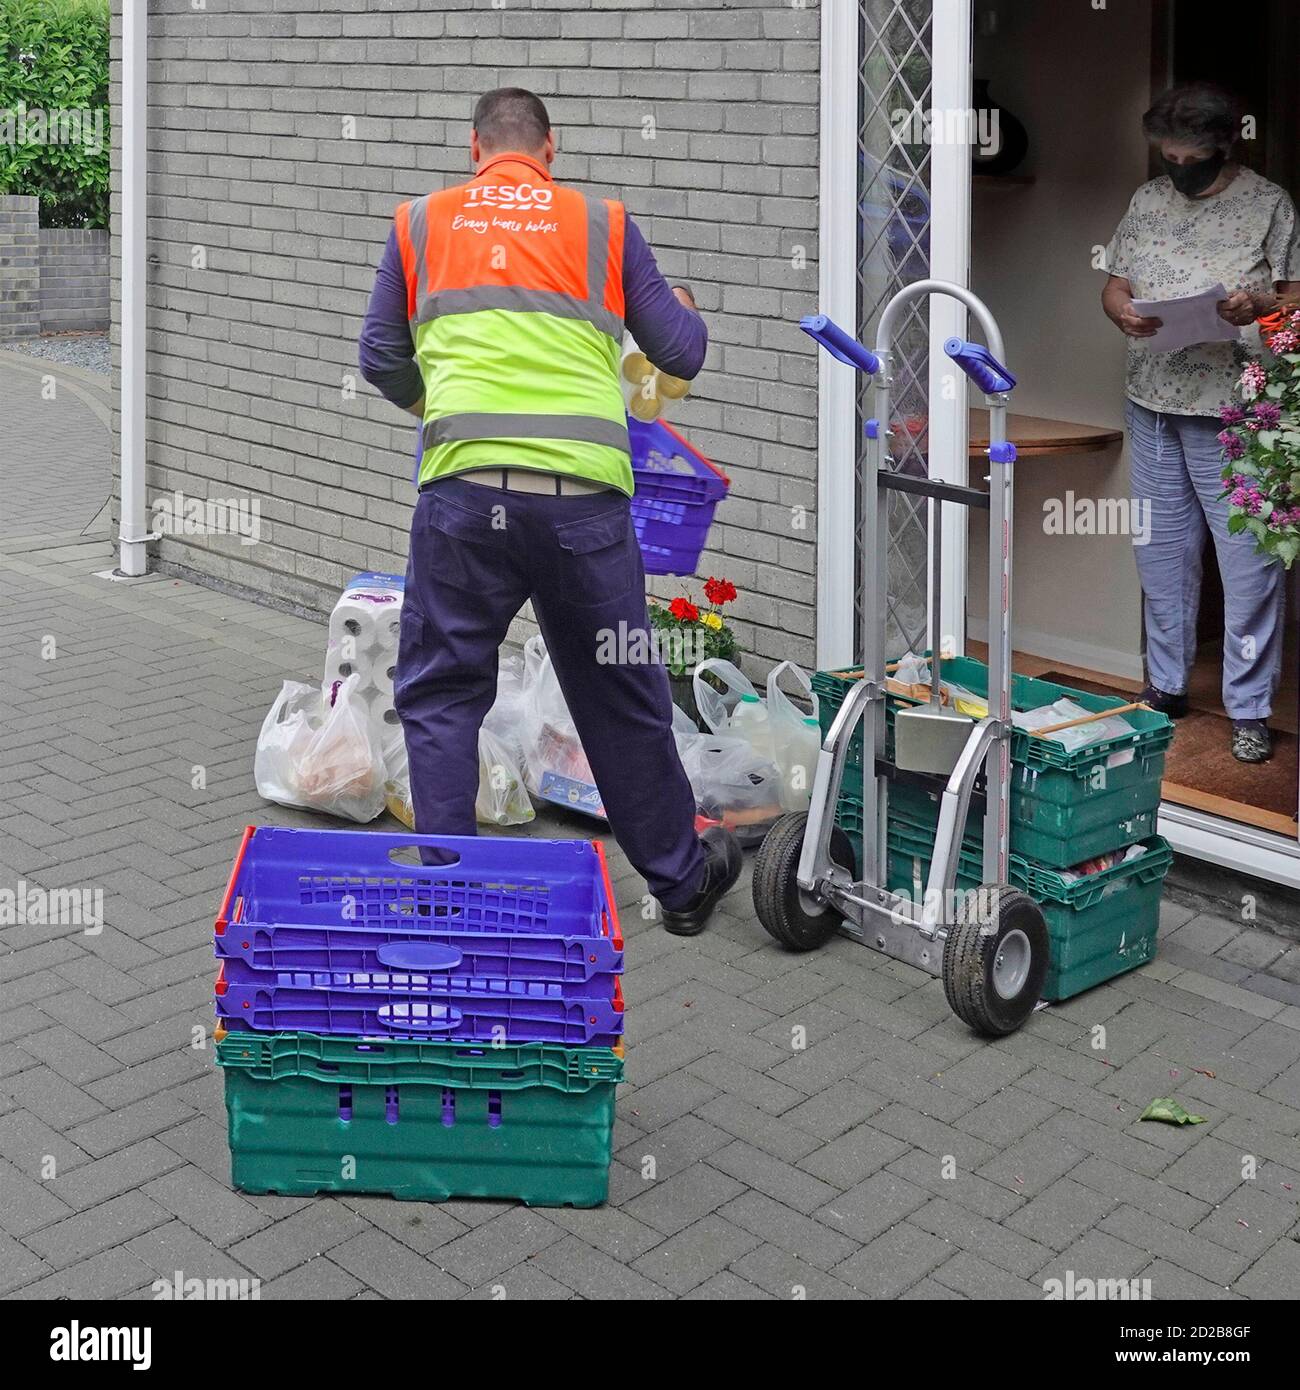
left=39, top=229, right=110, bottom=332
left=109, top=0, right=822, bottom=669
left=0, top=196, right=41, bottom=340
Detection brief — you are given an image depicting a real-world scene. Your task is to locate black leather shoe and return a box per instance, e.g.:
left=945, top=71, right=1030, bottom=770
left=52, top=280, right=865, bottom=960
left=1231, top=720, right=1271, bottom=763
left=661, top=827, right=743, bottom=937
left=1140, top=684, right=1189, bottom=719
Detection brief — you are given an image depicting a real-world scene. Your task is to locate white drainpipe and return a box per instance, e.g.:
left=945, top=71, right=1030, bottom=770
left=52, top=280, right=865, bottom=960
left=118, top=0, right=149, bottom=576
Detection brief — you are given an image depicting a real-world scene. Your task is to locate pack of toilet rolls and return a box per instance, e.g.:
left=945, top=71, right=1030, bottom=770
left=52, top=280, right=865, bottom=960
left=322, top=571, right=405, bottom=751
left=256, top=572, right=533, bottom=827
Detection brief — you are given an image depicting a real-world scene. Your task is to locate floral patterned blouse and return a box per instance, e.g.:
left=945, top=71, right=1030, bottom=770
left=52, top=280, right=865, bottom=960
left=1105, top=166, right=1300, bottom=417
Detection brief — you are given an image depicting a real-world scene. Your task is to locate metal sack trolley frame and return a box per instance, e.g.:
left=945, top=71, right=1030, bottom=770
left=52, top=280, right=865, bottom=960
left=752, top=280, right=1050, bottom=1036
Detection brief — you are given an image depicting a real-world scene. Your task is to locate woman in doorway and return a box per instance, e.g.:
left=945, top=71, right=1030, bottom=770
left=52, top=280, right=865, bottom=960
left=1102, top=82, right=1300, bottom=763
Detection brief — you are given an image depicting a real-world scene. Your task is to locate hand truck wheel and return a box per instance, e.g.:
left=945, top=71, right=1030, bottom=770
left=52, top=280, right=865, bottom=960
left=753, top=812, right=856, bottom=952
left=942, top=886, right=1049, bottom=1036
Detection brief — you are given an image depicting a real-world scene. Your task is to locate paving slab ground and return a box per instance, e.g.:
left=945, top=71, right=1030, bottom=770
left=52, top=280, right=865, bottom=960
left=1, top=352, right=1299, bottom=1300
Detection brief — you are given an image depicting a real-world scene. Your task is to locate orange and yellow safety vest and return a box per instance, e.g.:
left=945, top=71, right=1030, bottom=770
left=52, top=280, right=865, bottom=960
left=394, top=153, right=632, bottom=493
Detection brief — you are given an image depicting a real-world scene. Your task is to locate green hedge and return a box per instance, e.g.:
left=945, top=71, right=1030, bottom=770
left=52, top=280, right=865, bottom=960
left=0, top=0, right=109, bottom=228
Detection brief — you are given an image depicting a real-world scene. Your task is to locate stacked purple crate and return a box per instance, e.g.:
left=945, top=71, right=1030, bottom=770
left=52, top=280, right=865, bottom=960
left=214, top=826, right=625, bottom=1047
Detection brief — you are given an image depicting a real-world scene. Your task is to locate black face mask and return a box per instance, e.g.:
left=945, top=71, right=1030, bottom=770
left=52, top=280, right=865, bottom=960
left=1163, top=151, right=1226, bottom=197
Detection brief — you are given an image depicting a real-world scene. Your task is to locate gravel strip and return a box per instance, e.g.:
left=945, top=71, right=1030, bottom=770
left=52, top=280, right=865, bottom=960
left=5, top=331, right=110, bottom=376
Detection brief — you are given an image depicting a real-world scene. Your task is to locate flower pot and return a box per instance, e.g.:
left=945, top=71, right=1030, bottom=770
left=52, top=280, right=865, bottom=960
left=669, top=673, right=708, bottom=732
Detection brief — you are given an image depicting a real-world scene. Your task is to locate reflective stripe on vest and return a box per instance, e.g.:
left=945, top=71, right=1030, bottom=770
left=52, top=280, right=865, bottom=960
left=413, top=286, right=623, bottom=343
left=422, top=411, right=631, bottom=453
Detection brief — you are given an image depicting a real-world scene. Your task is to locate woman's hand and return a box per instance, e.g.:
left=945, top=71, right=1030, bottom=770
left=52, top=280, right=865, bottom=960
left=1102, top=275, right=1161, bottom=338
left=1117, top=300, right=1163, bottom=338
left=1217, top=289, right=1257, bottom=326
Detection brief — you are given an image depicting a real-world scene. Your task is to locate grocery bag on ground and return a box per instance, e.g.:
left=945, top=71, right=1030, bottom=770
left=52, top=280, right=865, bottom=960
left=254, top=681, right=320, bottom=809
left=482, top=653, right=527, bottom=766
left=766, top=661, right=821, bottom=812
left=384, top=737, right=416, bottom=829
left=255, top=673, right=386, bottom=823
left=384, top=724, right=534, bottom=829
left=677, top=730, right=784, bottom=844
left=477, top=725, right=534, bottom=826
left=520, top=635, right=605, bottom=818
left=693, top=658, right=758, bottom=735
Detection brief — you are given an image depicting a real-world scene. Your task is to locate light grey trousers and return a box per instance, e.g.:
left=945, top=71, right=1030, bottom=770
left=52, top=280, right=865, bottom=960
left=1126, top=399, right=1285, bottom=721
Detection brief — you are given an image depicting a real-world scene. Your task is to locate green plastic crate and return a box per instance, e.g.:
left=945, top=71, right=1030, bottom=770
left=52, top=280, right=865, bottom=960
left=216, top=1031, right=623, bottom=1209
left=814, top=657, right=1172, bottom=867
left=883, top=818, right=1172, bottom=1002
left=887, top=777, right=1159, bottom=873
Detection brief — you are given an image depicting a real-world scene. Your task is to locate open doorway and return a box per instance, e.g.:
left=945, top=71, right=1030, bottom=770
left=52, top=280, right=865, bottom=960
left=1154, top=0, right=1300, bottom=834
left=967, top=0, right=1299, bottom=838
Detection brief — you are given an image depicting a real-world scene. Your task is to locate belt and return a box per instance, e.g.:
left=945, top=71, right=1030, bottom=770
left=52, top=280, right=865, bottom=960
left=458, top=468, right=613, bottom=496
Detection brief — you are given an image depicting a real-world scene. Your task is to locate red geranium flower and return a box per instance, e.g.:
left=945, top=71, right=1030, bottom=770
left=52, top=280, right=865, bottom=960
left=703, top=577, right=737, bottom=606
left=669, top=597, right=700, bottom=622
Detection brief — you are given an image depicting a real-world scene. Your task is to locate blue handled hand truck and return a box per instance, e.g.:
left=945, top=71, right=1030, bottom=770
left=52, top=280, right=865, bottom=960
left=752, top=280, right=1050, bottom=1036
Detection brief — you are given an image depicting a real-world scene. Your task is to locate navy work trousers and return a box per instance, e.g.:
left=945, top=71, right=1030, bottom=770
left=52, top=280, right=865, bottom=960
left=394, top=475, right=706, bottom=910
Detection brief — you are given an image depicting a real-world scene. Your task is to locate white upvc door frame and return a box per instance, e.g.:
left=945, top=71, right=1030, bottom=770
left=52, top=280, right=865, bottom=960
left=815, top=0, right=971, bottom=667
left=927, top=0, right=973, bottom=657
left=1159, top=804, right=1300, bottom=891
left=814, top=0, right=861, bottom=669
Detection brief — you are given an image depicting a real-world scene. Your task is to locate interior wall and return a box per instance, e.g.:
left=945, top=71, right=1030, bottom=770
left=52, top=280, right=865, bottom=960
left=965, top=0, right=1153, bottom=678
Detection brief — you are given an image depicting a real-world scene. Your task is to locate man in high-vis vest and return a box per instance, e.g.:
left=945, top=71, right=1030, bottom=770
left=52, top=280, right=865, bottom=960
left=360, top=88, right=742, bottom=934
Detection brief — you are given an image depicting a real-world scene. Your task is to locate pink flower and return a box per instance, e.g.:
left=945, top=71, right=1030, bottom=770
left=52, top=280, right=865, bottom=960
left=1219, top=404, right=1246, bottom=425
left=1268, top=329, right=1300, bottom=354
left=1219, top=431, right=1247, bottom=461
left=1251, top=401, right=1282, bottom=427
left=1239, top=362, right=1268, bottom=400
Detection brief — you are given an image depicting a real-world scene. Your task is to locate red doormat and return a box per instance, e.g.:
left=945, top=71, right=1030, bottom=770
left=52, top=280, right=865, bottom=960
left=1039, top=672, right=1298, bottom=823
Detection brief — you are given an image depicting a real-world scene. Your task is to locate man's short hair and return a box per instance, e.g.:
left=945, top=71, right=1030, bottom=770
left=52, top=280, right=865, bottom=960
left=473, top=88, right=551, bottom=154
left=1142, top=82, right=1241, bottom=153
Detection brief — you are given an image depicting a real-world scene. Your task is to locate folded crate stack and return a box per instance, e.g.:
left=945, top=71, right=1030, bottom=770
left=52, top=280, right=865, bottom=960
left=212, top=826, right=625, bottom=1208
left=813, top=657, right=1175, bottom=1002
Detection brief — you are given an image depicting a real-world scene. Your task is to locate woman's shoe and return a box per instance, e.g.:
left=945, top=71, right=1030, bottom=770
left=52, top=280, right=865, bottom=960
left=1140, top=684, right=1189, bottom=719
left=1230, top=720, right=1271, bottom=763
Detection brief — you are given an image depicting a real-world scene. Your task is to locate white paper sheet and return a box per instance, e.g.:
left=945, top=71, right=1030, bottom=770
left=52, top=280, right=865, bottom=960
left=1128, top=283, right=1240, bottom=354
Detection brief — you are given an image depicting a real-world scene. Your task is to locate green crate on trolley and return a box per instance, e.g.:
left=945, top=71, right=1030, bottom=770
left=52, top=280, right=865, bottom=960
left=813, top=656, right=1172, bottom=869
left=834, top=794, right=1172, bottom=1002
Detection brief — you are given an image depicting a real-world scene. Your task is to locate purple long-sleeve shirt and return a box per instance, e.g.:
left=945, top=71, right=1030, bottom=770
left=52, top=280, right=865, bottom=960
left=359, top=205, right=707, bottom=413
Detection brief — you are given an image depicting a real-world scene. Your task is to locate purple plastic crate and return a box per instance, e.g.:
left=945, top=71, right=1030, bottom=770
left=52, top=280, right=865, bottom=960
left=628, top=418, right=729, bottom=576
left=215, top=826, right=623, bottom=1045
left=216, top=975, right=624, bottom=1046
left=217, top=921, right=621, bottom=987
